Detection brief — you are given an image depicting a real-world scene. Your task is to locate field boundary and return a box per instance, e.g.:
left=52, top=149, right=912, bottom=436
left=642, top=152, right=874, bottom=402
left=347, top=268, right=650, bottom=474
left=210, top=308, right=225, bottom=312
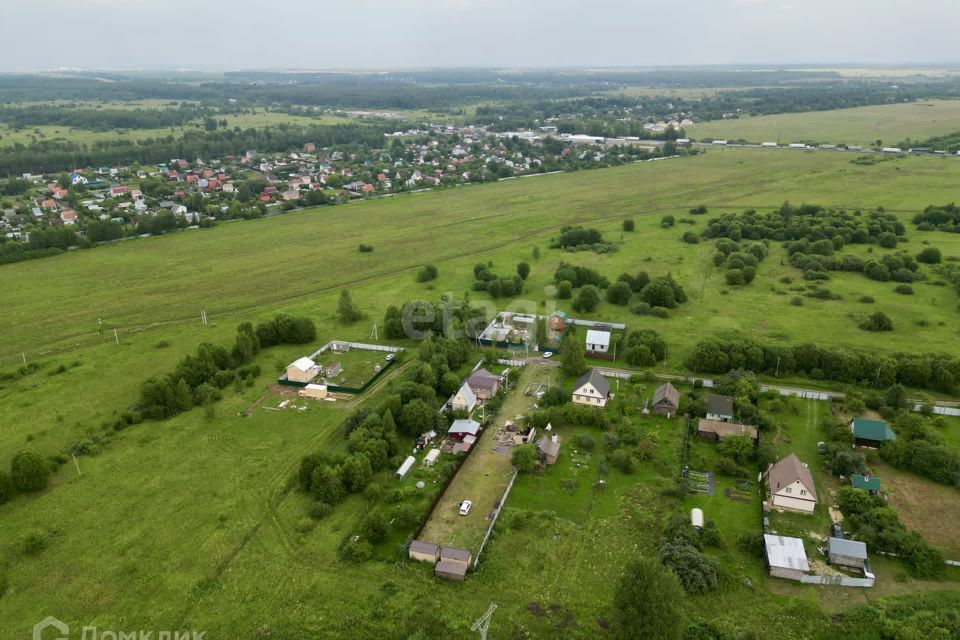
left=473, top=468, right=519, bottom=569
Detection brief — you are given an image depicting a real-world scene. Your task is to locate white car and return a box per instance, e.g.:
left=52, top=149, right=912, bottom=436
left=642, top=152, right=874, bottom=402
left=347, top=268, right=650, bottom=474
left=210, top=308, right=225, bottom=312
left=542, top=352, right=553, bottom=359
left=458, top=500, right=472, bottom=516
left=385, top=353, right=395, bottom=361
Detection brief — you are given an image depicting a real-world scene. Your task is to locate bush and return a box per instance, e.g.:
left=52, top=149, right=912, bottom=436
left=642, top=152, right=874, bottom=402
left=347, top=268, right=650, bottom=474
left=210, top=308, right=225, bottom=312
left=893, top=284, right=914, bottom=295
left=572, top=285, right=601, bottom=313
left=512, top=444, right=537, bottom=473
left=309, top=502, right=333, bottom=520
left=623, top=219, right=635, bottom=232
left=416, top=264, right=438, bottom=282
left=725, top=269, right=744, bottom=286
left=577, top=434, right=596, bottom=451
left=859, top=295, right=875, bottom=303
left=606, top=281, right=633, bottom=305
left=790, top=296, right=803, bottom=306
left=859, top=311, right=894, bottom=332
left=556, top=280, right=573, bottom=299
left=715, top=457, right=748, bottom=477
left=681, top=231, right=700, bottom=244
left=21, top=530, right=47, bottom=555
left=610, top=449, right=636, bottom=474
left=661, top=215, right=676, bottom=228
left=10, top=450, right=50, bottom=492
left=362, top=511, right=389, bottom=544
left=358, top=244, right=374, bottom=252
left=916, top=247, right=942, bottom=264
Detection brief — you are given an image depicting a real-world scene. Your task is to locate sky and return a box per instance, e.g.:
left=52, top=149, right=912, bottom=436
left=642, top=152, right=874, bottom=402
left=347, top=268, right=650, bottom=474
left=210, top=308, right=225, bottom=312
left=2, top=0, right=959, bottom=71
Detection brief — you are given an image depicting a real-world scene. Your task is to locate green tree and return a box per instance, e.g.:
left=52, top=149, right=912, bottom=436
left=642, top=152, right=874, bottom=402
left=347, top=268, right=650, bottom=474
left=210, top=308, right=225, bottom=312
left=606, top=281, right=632, bottom=305
left=512, top=444, right=537, bottom=472
left=362, top=510, right=389, bottom=544
left=623, top=219, right=635, bottom=232
left=717, top=434, right=753, bottom=465
left=337, top=289, right=363, bottom=323
left=572, top=285, right=600, bottom=312
left=560, top=333, right=586, bottom=377
left=516, top=261, right=531, bottom=280
left=556, top=280, right=573, bottom=299
left=10, top=450, right=50, bottom=492
left=399, top=398, right=435, bottom=436
left=885, top=383, right=908, bottom=409
left=340, top=454, right=373, bottom=493
left=611, top=559, right=684, bottom=640
left=916, top=247, right=942, bottom=264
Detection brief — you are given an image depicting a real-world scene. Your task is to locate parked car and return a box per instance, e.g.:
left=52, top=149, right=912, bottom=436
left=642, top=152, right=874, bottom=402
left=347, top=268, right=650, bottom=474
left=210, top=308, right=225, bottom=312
left=542, top=352, right=553, bottom=359
left=385, top=353, right=395, bottom=361
left=458, top=500, right=472, bottom=516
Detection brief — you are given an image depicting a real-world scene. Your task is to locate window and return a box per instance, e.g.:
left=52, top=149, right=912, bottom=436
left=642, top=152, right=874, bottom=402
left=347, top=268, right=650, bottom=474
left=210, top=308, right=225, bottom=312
left=784, top=487, right=792, bottom=494
left=800, top=489, right=806, bottom=496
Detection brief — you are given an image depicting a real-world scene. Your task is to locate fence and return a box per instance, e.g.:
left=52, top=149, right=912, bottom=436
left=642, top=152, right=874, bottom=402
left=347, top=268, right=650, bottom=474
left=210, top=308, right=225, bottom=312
left=496, top=358, right=526, bottom=367
left=912, top=403, right=960, bottom=416
left=799, top=575, right=875, bottom=587
left=411, top=433, right=484, bottom=541
left=760, top=386, right=833, bottom=401
left=308, top=340, right=404, bottom=360
left=473, top=469, right=519, bottom=569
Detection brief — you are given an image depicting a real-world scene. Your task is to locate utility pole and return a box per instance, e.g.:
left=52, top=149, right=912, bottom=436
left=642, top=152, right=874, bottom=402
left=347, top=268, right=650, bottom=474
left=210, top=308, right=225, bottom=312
left=71, top=452, right=82, bottom=476
left=775, top=356, right=781, bottom=377
left=370, top=323, right=378, bottom=341
left=471, top=603, right=497, bottom=640
left=114, top=328, right=120, bottom=344
left=21, top=351, right=27, bottom=368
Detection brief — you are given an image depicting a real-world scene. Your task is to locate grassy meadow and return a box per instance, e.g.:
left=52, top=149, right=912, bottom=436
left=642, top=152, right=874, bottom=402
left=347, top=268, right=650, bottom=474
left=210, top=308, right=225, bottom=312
left=3, top=148, right=960, bottom=638
left=685, top=99, right=960, bottom=145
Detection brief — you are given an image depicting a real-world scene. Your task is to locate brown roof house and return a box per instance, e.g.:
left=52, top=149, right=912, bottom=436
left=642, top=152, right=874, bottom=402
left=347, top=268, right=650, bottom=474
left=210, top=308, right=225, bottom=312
left=697, top=419, right=758, bottom=443
left=467, top=368, right=500, bottom=399
left=536, top=434, right=560, bottom=465
left=435, top=546, right=472, bottom=581
left=651, top=382, right=680, bottom=417
left=765, top=453, right=818, bottom=514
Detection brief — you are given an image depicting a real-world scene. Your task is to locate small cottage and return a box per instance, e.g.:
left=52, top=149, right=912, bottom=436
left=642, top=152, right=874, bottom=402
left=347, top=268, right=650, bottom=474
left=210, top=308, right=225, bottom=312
left=849, top=417, right=896, bottom=448
left=705, top=393, right=734, bottom=422
left=765, top=453, right=818, bottom=513
left=651, top=382, right=680, bottom=417
left=286, top=357, right=321, bottom=383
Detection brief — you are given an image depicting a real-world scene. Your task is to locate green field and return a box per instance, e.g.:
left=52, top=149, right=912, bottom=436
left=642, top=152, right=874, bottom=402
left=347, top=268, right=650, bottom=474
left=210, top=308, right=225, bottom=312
left=3, top=148, right=960, bottom=638
left=685, top=99, right=960, bottom=145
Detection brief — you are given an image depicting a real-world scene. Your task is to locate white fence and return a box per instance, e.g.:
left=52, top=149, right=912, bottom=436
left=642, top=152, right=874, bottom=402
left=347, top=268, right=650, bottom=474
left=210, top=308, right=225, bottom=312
left=760, top=385, right=833, bottom=401
left=496, top=358, right=527, bottom=367
left=799, top=575, right=874, bottom=587
left=567, top=318, right=627, bottom=330
left=309, top=341, right=404, bottom=360
left=912, top=403, right=960, bottom=416
left=594, top=368, right=634, bottom=380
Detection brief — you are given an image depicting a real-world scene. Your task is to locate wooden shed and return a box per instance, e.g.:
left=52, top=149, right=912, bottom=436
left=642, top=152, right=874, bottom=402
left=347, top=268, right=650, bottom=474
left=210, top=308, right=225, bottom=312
left=435, top=546, right=472, bottom=580
left=408, top=540, right=440, bottom=564
left=298, top=383, right=328, bottom=399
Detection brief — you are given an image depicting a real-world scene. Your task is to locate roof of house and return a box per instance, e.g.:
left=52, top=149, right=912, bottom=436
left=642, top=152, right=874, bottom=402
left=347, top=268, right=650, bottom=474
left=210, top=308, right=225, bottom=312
left=652, top=382, right=680, bottom=408
left=435, top=559, right=468, bottom=576
left=574, top=369, right=610, bottom=397
left=850, top=417, right=896, bottom=442
left=705, top=393, right=734, bottom=417
left=698, top=419, right=758, bottom=440
left=828, top=537, right=868, bottom=560
left=537, top=434, right=560, bottom=457
left=767, top=453, right=817, bottom=500
left=585, top=329, right=611, bottom=347
left=467, top=368, right=499, bottom=388
left=455, top=381, right=477, bottom=407
left=851, top=475, right=881, bottom=492
left=289, top=356, right=317, bottom=372
left=764, top=534, right=810, bottom=571
left=409, top=540, right=439, bottom=556
left=440, top=546, right=472, bottom=562
left=448, top=419, right=481, bottom=437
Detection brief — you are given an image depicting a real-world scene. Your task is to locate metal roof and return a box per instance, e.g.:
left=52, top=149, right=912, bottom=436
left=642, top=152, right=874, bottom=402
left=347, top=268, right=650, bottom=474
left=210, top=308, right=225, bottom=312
left=289, top=356, right=317, bottom=372
left=828, top=537, right=868, bottom=559
left=850, top=417, right=896, bottom=442
left=764, top=534, right=810, bottom=571
left=585, top=329, right=611, bottom=347
left=851, top=475, right=881, bottom=491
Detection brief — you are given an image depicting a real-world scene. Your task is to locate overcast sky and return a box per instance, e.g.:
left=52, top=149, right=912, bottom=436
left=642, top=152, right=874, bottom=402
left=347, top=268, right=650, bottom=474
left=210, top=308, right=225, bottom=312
left=3, top=0, right=959, bottom=71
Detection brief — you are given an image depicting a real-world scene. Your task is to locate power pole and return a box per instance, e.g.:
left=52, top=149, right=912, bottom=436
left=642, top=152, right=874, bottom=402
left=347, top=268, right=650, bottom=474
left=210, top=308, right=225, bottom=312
left=370, top=323, right=378, bottom=341
left=114, top=329, right=120, bottom=344
left=775, top=356, right=781, bottom=377
left=21, top=351, right=27, bottom=367
left=471, top=603, right=497, bottom=640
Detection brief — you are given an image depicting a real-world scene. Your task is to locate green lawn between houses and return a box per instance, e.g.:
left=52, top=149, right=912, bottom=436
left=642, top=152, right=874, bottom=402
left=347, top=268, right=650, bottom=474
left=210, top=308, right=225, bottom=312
left=3, top=149, right=960, bottom=637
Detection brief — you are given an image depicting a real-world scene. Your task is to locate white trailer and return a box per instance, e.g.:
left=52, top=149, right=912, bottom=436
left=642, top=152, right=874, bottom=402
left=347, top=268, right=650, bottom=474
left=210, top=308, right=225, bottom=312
left=396, top=455, right=416, bottom=480
left=691, top=508, right=704, bottom=531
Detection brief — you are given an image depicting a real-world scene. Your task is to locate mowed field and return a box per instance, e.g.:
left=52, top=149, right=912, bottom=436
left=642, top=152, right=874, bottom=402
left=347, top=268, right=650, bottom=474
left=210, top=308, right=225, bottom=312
left=3, top=148, right=960, bottom=638
left=684, top=99, right=960, bottom=145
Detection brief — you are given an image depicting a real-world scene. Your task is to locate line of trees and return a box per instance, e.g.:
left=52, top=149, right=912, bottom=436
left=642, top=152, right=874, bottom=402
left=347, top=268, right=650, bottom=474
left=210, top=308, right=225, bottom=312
left=684, top=337, right=960, bottom=394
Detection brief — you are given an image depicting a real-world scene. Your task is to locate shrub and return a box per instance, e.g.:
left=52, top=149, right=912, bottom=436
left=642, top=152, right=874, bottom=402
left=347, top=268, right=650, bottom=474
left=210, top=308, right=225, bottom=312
left=681, top=231, right=700, bottom=244
left=859, top=311, right=893, bottom=332
left=661, top=215, right=676, bottom=228
left=556, top=280, right=573, bottom=299
left=610, top=449, right=637, bottom=474
left=916, top=247, right=942, bottom=264
left=790, top=296, right=803, bottom=306
left=623, top=219, right=635, bottom=232
left=606, top=281, right=633, bottom=305
left=416, top=264, right=438, bottom=282
left=21, top=531, right=47, bottom=555
left=309, top=502, right=333, bottom=520
left=357, top=244, right=374, bottom=252
left=512, top=444, right=538, bottom=473
left=577, top=434, right=596, bottom=451
left=859, top=295, right=875, bottom=303
left=572, top=285, right=601, bottom=313
left=10, top=450, right=50, bottom=492
left=715, top=457, right=748, bottom=477
left=362, top=511, right=389, bottom=544
left=725, top=269, right=744, bottom=285
left=893, top=284, right=914, bottom=295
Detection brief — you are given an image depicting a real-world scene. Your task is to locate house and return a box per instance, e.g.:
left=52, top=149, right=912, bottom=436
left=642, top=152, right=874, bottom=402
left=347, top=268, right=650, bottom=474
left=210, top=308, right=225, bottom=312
left=705, top=393, right=734, bottom=422
left=849, top=417, right=896, bottom=448
left=765, top=453, right=818, bottom=513
left=60, top=210, right=77, bottom=225
left=298, top=384, right=328, bottom=400
left=828, top=537, right=868, bottom=570
left=109, top=185, right=129, bottom=197
left=467, top=368, right=500, bottom=399
left=303, top=142, right=316, bottom=153
left=571, top=369, right=610, bottom=408
left=450, top=381, right=477, bottom=413
left=697, top=419, right=758, bottom=443
left=69, top=172, right=88, bottom=185
left=585, top=329, right=611, bottom=354
left=764, top=534, right=809, bottom=581
left=435, top=547, right=471, bottom=581
left=285, top=357, right=322, bottom=383
left=536, top=434, right=560, bottom=464
left=396, top=455, right=416, bottom=481
left=851, top=474, right=881, bottom=495
left=423, top=448, right=441, bottom=467
left=651, top=382, right=680, bottom=417
left=408, top=540, right=440, bottom=564
left=448, top=419, right=481, bottom=442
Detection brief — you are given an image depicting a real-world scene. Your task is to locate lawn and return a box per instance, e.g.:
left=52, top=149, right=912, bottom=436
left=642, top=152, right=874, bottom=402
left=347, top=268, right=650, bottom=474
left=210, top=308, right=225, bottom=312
left=684, top=99, right=960, bottom=146
left=308, top=345, right=395, bottom=389
left=878, top=461, right=960, bottom=559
